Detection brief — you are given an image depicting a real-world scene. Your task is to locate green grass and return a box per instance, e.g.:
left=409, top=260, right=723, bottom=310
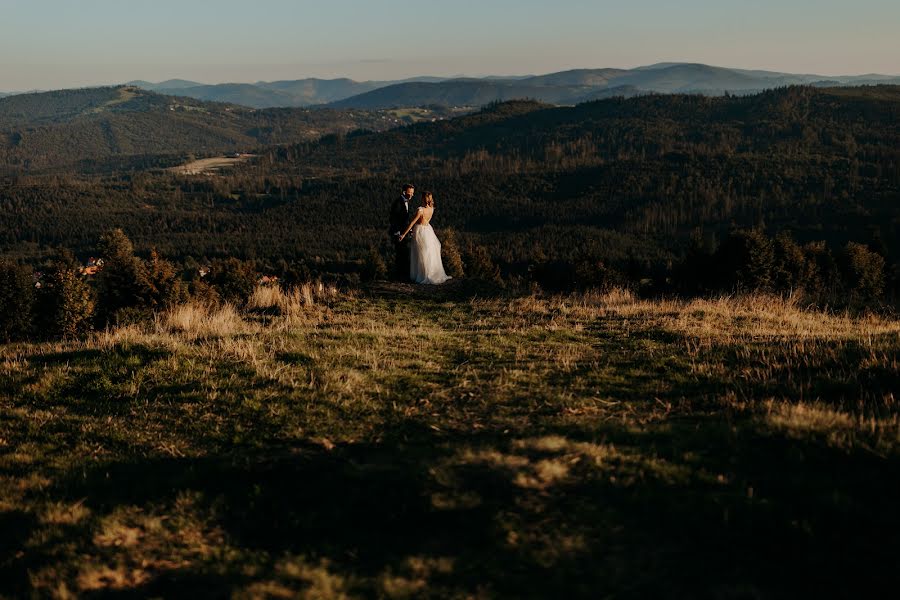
left=1, top=284, right=899, bottom=598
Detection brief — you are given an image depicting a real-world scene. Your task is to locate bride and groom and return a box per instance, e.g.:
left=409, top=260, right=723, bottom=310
left=389, top=183, right=452, bottom=285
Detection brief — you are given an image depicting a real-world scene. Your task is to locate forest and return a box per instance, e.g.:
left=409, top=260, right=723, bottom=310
left=1, top=85, right=899, bottom=328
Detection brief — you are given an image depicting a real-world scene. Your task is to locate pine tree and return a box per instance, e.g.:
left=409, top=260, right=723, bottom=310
left=840, top=242, right=885, bottom=303
left=96, top=228, right=151, bottom=324
left=36, top=251, right=95, bottom=339
left=0, top=261, right=34, bottom=341
left=146, top=248, right=186, bottom=309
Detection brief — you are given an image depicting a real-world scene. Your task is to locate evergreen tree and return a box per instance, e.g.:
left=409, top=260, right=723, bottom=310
left=0, top=261, right=34, bottom=341
left=96, top=228, right=150, bottom=324
left=209, top=258, right=257, bottom=304
left=840, top=242, right=885, bottom=304
left=773, top=232, right=817, bottom=295
left=36, top=250, right=95, bottom=339
left=715, top=229, right=775, bottom=292
left=146, top=248, right=186, bottom=309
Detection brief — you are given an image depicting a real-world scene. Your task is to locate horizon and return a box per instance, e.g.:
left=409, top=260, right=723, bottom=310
left=3, top=0, right=899, bottom=92
left=3, top=61, right=900, bottom=95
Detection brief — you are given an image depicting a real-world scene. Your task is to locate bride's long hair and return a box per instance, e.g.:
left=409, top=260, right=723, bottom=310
left=422, top=191, right=434, bottom=207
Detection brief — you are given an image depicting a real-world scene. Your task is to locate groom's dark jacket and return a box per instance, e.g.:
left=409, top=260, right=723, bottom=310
left=389, top=195, right=413, bottom=242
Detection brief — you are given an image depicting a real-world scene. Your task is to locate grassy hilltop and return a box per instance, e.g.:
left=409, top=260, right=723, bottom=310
left=1, top=283, right=899, bottom=597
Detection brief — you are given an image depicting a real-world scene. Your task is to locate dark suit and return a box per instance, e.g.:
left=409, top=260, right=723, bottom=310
left=389, top=195, right=414, bottom=281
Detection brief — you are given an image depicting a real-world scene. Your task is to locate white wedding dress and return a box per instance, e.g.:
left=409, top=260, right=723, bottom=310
left=409, top=217, right=452, bottom=285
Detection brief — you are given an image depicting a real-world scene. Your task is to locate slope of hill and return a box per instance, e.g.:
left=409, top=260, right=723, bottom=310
left=0, top=86, right=391, bottom=170
left=2, top=86, right=899, bottom=285
left=130, top=77, right=448, bottom=108
left=328, top=80, right=603, bottom=109
left=162, top=83, right=300, bottom=108
left=128, top=78, right=205, bottom=91
left=522, top=68, right=627, bottom=87
left=327, top=64, right=900, bottom=109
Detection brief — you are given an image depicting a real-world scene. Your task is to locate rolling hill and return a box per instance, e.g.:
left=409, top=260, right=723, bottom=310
left=2, top=85, right=898, bottom=277
left=0, top=86, right=392, bottom=171
left=327, top=80, right=609, bottom=109
left=122, top=63, right=900, bottom=110
left=6, top=64, right=900, bottom=111
left=128, top=76, right=450, bottom=108
left=327, top=64, right=900, bottom=109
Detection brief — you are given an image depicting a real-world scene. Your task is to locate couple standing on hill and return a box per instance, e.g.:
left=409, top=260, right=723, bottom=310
left=389, top=183, right=452, bottom=284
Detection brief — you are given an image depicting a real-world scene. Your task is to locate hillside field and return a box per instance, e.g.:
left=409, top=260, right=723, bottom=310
left=1, top=284, right=898, bottom=597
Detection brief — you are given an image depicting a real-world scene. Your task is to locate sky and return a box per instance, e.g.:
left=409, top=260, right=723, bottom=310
left=2, top=0, right=899, bottom=91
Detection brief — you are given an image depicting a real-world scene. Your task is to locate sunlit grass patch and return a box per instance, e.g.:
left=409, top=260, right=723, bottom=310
left=2, top=287, right=900, bottom=597
left=157, top=303, right=251, bottom=340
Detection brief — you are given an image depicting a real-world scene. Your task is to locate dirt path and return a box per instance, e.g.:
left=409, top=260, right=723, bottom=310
left=169, top=154, right=255, bottom=175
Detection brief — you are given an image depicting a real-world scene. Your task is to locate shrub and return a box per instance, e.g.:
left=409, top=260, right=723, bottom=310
left=773, top=232, right=818, bottom=294
left=530, top=256, right=622, bottom=292
left=187, top=276, right=220, bottom=306
left=209, top=258, right=257, bottom=305
left=362, top=246, right=388, bottom=282
left=714, top=229, right=775, bottom=292
left=441, top=229, right=465, bottom=279
left=803, top=241, right=841, bottom=300
left=464, top=242, right=501, bottom=282
left=675, top=230, right=716, bottom=295
left=0, top=261, right=34, bottom=341
left=145, top=249, right=187, bottom=309
left=839, top=242, right=885, bottom=304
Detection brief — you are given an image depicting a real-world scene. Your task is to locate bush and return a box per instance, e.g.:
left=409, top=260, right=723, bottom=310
left=839, top=242, right=885, bottom=304
left=145, top=249, right=187, bottom=309
left=803, top=241, right=841, bottom=300
left=714, top=229, right=775, bottom=292
left=773, top=232, right=818, bottom=295
left=530, top=256, right=622, bottom=292
left=188, top=276, right=220, bottom=306
left=35, top=251, right=95, bottom=339
left=209, top=258, right=257, bottom=305
left=0, top=261, right=34, bottom=341
left=464, top=242, right=501, bottom=282
left=675, top=230, right=716, bottom=295
left=362, top=246, right=388, bottom=282
left=441, top=229, right=465, bottom=279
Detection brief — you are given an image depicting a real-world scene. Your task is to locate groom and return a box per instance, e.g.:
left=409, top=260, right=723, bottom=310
left=389, top=183, right=416, bottom=281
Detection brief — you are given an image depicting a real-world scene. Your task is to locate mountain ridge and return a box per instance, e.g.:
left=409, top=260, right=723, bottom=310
left=6, top=63, right=898, bottom=109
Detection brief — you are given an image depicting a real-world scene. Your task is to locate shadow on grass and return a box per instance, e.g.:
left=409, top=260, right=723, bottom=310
left=6, top=417, right=898, bottom=598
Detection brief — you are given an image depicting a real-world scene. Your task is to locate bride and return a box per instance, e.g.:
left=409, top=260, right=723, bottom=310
left=399, top=191, right=452, bottom=284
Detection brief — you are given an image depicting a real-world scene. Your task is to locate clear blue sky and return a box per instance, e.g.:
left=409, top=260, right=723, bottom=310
left=2, top=0, right=898, bottom=90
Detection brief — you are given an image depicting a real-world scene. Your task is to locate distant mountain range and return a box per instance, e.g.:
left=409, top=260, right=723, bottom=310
left=328, top=64, right=900, bottom=110
left=2, top=63, right=897, bottom=110
left=106, top=63, right=900, bottom=109
left=125, top=76, right=450, bottom=108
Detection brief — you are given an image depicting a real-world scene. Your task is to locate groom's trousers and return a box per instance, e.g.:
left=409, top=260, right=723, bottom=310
left=393, top=238, right=410, bottom=282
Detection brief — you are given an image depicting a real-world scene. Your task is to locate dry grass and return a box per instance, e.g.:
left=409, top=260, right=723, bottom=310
left=156, top=303, right=251, bottom=340
left=2, top=287, right=899, bottom=597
